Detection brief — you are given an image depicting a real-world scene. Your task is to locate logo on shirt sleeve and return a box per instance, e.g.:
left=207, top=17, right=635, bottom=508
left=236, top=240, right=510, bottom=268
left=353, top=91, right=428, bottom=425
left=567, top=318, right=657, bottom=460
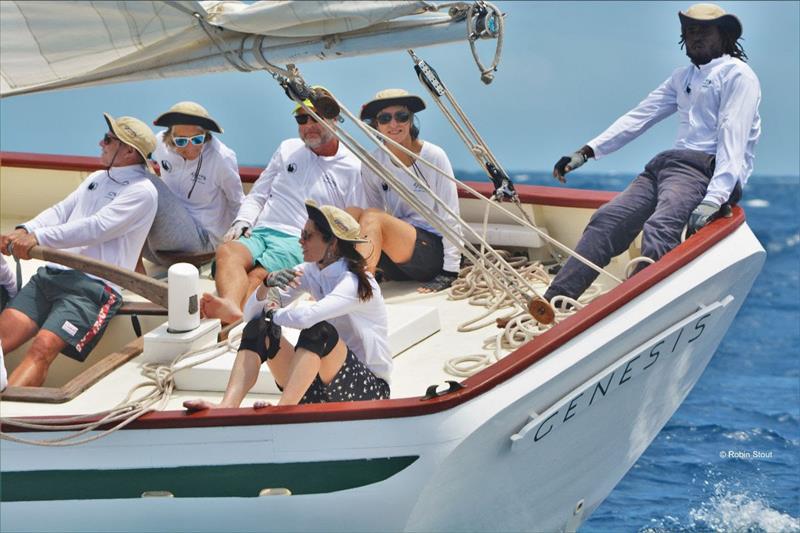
left=287, top=163, right=297, bottom=173
left=161, top=160, right=172, bottom=172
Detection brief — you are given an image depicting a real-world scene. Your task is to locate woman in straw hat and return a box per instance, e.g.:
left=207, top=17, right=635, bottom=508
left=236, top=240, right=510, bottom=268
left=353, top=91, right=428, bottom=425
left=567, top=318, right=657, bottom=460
left=141, top=101, right=244, bottom=267
left=184, top=201, right=391, bottom=409
left=353, top=88, right=461, bottom=293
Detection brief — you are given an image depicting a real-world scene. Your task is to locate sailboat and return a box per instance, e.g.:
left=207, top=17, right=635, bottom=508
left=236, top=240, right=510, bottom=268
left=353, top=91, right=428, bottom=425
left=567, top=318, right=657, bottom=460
left=0, top=2, right=766, bottom=531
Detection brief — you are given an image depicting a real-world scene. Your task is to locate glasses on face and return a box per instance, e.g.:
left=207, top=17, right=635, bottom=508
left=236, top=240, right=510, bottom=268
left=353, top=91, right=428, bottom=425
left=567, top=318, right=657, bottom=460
left=102, top=133, right=120, bottom=145
left=294, top=114, right=317, bottom=125
left=173, top=134, right=206, bottom=147
left=376, top=110, right=411, bottom=125
left=300, top=229, right=317, bottom=241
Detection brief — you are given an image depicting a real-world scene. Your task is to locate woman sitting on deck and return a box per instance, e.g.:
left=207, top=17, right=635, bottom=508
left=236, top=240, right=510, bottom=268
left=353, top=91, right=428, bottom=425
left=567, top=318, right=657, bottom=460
left=184, top=201, right=391, bottom=409
left=141, top=101, right=244, bottom=267
left=351, top=89, right=462, bottom=293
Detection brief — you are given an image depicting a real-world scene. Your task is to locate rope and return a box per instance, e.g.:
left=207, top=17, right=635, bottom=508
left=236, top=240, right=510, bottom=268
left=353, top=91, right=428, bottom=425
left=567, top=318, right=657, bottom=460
left=0, top=330, right=243, bottom=446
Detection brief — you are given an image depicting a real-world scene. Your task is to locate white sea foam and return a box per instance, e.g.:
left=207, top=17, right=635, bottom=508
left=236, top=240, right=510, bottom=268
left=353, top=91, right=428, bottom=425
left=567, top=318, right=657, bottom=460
left=513, top=173, right=530, bottom=182
left=689, top=483, right=800, bottom=532
left=744, top=198, right=770, bottom=208
left=723, top=430, right=751, bottom=442
left=766, top=233, right=800, bottom=254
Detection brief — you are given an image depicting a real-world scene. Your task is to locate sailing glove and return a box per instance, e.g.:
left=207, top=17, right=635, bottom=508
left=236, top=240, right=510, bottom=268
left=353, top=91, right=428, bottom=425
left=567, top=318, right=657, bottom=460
left=687, top=201, right=720, bottom=236
left=265, top=268, right=299, bottom=289
left=553, top=149, right=589, bottom=183
left=419, top=270, right=459, bottom=292
left=224, top=220, right=251, bottom=242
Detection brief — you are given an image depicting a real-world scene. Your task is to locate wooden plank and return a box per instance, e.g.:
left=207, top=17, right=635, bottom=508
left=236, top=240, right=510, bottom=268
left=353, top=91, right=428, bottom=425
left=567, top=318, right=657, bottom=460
left=28, top=246, right=168, bottom=308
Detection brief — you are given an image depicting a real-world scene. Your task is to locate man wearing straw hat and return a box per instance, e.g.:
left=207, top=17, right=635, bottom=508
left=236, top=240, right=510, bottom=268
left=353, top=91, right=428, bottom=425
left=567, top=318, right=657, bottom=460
left=202, top=89, right=366, bottom=325
left=141, top=101, right=244, bottom=267
left=0, top=113, right=158, bottom=387
left=547, top=3, right=761, bottom=303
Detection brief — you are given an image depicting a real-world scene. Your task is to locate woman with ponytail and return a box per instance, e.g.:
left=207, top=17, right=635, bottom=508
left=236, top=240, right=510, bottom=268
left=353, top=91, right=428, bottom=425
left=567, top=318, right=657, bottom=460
left=184, top=200, right=391, bottom=410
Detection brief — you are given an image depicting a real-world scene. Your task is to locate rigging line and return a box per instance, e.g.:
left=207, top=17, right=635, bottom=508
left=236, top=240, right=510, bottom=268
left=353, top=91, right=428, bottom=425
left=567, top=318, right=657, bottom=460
left=351, top=104, right=622, bottom=285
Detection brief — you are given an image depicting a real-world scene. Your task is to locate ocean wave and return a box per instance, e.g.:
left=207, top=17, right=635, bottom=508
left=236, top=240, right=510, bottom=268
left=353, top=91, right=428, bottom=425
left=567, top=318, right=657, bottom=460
left=765, top=233, right=800, bottom=254
left=688, top=483, right=800, bottom=532
left=744, top=198, right=770, bottom=208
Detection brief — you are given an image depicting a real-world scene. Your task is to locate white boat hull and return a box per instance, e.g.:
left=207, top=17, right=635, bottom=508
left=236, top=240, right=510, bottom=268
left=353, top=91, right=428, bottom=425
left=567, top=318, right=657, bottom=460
left=1, top=224, right=765, bottom=532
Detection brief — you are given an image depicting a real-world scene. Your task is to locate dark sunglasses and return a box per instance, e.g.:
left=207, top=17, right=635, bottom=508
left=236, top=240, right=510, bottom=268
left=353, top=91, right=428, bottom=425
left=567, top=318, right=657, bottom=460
left=173, top=134, right=206, bottom=147
left=376, top=111, right=411, bottom=125
left=102, top=133, right=120, bottom=145
left=294, top=114, right=318, bottom=125
left=300, top=229, right=318, bottom=241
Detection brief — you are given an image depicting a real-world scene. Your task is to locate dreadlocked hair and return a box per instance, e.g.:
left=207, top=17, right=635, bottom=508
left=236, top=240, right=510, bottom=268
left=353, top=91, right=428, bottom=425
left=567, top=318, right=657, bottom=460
left=679, top=26, right=748, bottom=62
left=308, top=215, right=374, bottom=302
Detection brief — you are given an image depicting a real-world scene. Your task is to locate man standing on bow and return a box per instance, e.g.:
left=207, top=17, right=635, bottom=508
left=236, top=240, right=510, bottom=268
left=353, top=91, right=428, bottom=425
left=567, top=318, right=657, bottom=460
left=546, top=3, right=761, bottom=303
left=202, top=90, right=366, bottom=324
left=0, top=114, right=158, bottom=387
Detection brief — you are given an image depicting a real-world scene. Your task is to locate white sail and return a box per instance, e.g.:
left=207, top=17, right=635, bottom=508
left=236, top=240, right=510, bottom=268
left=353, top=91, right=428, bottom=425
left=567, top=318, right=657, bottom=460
left=0, top=0, right=462, bottom=97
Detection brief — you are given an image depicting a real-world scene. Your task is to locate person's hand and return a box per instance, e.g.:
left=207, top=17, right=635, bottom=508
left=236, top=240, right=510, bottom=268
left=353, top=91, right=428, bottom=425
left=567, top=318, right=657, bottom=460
left=10, top=231, right=38, bottom=260
left=223, top=220, right=251, bottom=242
left=553, top=146, right=593, bottom=183
left=687, top=201, right=720, bottom=236
left=1, top=228, right=27, bottom=256
left=265, top=268, right=301, bottom=289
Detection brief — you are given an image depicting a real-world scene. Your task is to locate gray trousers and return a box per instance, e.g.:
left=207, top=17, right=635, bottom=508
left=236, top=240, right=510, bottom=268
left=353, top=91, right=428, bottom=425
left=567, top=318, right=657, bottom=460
left=545, top=149, right=716, bottom=301
left=142, top=175, right=214, bottom=265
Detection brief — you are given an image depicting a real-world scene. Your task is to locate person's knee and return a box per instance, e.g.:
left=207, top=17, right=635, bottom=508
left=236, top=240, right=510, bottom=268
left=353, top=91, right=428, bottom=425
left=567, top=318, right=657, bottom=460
left=239, top=314, right=282, bottom=363
left=296, top=322, right=339, bottom=358
left=216, top=241, right=252, bottom=269
left=27, top=331, right=65, bottom=365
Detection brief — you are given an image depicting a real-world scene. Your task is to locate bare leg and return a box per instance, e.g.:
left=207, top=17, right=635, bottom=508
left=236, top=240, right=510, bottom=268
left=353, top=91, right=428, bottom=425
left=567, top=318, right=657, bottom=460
left=183, top=336, right=294, bottom=411
left=205, top=241, right=254, bottom=324
left=0, top=308, right=40, bottom=353
left=357, top=208, right=417, bottom=273
left=278, top=340, right=347, bottom=406
left=244, top=267, right=268, bottom=309
left=7, top=329, right=67, bottom=387
left=134, top=254, right=147, bottom=275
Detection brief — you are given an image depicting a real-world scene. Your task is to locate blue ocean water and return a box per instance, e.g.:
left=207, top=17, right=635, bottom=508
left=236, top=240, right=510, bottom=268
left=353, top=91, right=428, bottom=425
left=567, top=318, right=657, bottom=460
left=460, top=170, right=800, bottom=531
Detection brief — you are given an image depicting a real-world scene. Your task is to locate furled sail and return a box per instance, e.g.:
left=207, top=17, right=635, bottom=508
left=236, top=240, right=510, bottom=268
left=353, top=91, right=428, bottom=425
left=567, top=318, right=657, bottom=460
left=0, top=0, right=465, bottom=97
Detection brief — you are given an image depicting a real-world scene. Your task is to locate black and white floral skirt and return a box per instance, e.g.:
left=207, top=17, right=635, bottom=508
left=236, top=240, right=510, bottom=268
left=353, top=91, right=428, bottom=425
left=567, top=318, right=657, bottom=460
left=299, top=350, right=390, bottom=404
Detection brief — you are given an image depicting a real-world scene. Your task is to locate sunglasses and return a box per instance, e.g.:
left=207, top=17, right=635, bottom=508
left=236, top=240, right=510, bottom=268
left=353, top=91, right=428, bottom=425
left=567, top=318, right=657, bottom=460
left=376, top=111, right=411, bottom=125
left=294, top=114, right=318, bottom=125
left=102, top=133, right=120, bottom=145
left=300, top=229, right=318, bottom=241
left=173, top=134, right=206, bottom=147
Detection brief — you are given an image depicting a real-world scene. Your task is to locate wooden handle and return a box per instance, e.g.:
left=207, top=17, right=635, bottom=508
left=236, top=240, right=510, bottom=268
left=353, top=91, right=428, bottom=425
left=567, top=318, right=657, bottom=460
left=28, top=246, right=168, bottom=308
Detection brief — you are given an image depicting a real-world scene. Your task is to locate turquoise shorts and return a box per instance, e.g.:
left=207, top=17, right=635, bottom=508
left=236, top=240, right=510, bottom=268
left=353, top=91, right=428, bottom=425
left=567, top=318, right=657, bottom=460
left=239, top=227, right=303, bottom=272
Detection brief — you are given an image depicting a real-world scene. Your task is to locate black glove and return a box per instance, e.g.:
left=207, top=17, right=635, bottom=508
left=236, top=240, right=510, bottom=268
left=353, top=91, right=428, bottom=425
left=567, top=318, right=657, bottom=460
left=264, top=268, right=299, bottom=289
left=687, top=201, right=720, bottom=236
left=553, top=150, right=588, bottom=183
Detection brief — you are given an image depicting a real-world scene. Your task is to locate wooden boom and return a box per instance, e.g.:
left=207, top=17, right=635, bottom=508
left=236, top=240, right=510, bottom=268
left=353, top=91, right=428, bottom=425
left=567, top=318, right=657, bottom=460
left=28, top=246, right=168, bottom=308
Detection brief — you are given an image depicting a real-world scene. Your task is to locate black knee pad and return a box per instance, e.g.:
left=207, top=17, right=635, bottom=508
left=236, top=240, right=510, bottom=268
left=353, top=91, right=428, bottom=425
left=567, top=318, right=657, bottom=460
left=295, top=321, right=339, bottom=358
left=239, top=310, right=282, bottom=363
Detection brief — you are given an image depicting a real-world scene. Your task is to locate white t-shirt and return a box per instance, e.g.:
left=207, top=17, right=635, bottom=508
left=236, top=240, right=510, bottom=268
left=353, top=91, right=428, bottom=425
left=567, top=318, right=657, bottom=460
left=588, top=55, right=761, bottom=207
left=235, top=139, right=366, bottom=237
left=243, top=259, right=392, bottom=383
left=152, top=133, right=244, bottom=245
left=22, top=164, right=158, bottom=291
left=362, top=141, right=462, bottom=273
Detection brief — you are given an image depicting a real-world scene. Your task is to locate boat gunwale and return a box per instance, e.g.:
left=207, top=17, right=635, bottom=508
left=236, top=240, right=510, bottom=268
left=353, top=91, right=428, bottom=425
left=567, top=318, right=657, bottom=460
left=0, top=151, right=747, bottom=431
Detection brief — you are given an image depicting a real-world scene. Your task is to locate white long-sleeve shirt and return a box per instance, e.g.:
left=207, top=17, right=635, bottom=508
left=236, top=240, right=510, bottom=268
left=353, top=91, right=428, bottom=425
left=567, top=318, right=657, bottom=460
left=235, top=139, right=366, bottom=236
left=0, top=257, right=17, bottom=299
left=22, top=165, right=158, bottom=290
left=153, top=133, right=244, bottom=246
left=362, top=142, right=462, bottom=273
left=588, top=55, right=761, bottom=206
left=243, top=259, right=392, bottom=383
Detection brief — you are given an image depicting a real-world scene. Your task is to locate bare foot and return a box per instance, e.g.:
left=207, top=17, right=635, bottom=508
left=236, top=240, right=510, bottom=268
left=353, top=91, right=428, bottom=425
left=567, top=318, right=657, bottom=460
left=252, top=400, right=272, bottom=409
left=183, top=399, right=220, bottom=412
left=200, top=293, right=243, bottom=325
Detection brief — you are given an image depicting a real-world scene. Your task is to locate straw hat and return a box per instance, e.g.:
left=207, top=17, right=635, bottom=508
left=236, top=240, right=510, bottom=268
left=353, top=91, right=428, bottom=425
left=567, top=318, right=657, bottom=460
left=102, top=113, right=156, bottom=172
left=305, top=200, right=369, bottom=243
left=153, top=101, right=223, bottom=133
left=679, top=3, right=742, bottom=40
left=360, top=89, right=425, bottom=121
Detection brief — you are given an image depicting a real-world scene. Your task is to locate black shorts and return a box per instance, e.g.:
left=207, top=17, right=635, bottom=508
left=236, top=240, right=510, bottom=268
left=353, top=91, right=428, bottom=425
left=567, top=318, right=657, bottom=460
left=377, top=226, right=443, bottom=282
left=9, top=267, right=122, bottom=362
